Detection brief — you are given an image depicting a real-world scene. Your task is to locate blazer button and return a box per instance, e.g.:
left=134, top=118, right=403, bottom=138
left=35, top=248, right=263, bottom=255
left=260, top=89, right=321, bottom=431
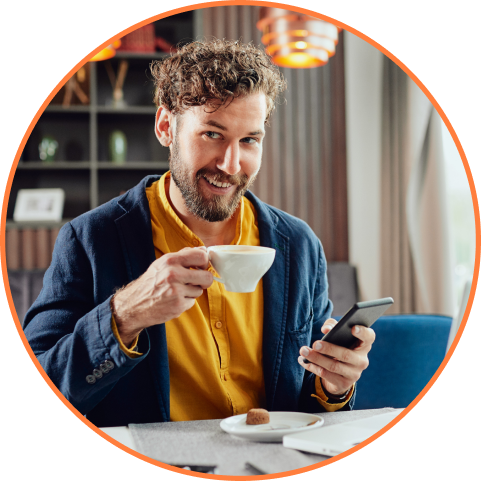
left=104, top=360, right=115, bottom=370
left=93, top=369, right=103, bottom=379
left=86, top=375, right=96, bottom=384
left=99, top=362, right=110, bottom=374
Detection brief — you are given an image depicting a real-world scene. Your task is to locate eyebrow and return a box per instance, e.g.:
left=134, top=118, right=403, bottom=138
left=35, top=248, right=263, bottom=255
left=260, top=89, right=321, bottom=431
left=203, top=120, right=265, bottom=136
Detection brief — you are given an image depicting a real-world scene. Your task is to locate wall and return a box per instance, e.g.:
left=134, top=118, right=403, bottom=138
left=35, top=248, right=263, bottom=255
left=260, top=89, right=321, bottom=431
left=344, top=32, right=383, bottom=300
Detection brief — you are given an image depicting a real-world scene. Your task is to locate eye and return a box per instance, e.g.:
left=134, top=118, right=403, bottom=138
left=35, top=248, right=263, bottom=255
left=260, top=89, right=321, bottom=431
left=205, top=131, right=222, bottom=139
left=241, top=137, right=258, bottom=144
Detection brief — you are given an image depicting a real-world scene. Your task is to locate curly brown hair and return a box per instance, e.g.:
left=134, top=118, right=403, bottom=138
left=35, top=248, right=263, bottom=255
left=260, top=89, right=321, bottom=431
left=150, top=38, right=286, bottom=121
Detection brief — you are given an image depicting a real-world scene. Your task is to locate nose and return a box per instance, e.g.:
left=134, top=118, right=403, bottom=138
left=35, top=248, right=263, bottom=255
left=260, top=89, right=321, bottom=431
left=216, top=141, right=241, bottom=175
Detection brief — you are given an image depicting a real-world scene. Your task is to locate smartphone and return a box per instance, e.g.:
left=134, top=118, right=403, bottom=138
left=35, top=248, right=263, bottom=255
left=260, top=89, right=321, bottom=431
left=303, top=297, right=394, bottom=360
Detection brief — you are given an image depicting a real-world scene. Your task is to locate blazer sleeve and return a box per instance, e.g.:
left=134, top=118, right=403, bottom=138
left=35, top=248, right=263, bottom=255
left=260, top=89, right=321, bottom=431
left=23, top=222, right=150, bottom=415
left=299, top=239, right=355, bottom=412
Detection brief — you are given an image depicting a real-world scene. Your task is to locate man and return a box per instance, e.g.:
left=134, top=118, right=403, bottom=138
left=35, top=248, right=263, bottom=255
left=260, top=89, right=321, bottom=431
left=24, top=39, right=374, bottom=427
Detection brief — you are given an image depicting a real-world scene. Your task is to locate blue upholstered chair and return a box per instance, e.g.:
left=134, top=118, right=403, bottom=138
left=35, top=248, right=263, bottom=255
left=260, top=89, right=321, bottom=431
left=353, top=315, right=452, bottom=409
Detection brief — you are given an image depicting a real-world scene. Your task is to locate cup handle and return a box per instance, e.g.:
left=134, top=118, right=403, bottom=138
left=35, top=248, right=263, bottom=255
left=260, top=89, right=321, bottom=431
left=193, top=264, right=223, bottom=283
left=206, top=247, right=223, bottom=283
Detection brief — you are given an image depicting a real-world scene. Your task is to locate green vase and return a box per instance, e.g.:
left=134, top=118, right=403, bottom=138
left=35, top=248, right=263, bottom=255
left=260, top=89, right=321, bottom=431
left=109, top=130, right=127, bottom=164
left=39, top=136, right=59, bottom=162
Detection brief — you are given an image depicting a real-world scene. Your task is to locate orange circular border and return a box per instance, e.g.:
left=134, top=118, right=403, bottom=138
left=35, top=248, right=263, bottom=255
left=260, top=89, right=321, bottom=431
left=0, top=0, right=481, bottom=481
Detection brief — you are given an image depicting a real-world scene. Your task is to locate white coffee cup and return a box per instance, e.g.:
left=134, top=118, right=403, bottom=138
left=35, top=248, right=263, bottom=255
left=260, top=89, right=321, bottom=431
left=206, top=245, right=276, bottom=293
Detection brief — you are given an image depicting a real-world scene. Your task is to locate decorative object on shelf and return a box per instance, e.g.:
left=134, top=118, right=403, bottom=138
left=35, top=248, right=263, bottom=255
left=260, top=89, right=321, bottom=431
left=90, top=40, right=122, bottom=62
left=38, top=136, right=59, bottom=162
left=50, top=64, right=90, bottom=106
left=13, top=189, right=65, bottom=222
left=36, top=228, right=51, bottom=269
left=5, top=228, right=20, bottom=270
left=118, top=24, right=155, bottom=52
left=117, top=23, right=175, bottom=53
left=6, top=226, right=59, bottom=271
left=257, top=7, right=340, bottom=68
left=109, top=130, right=128, bottom=164
left=62, top=66, right=89, bottom=106
left=105, top=60, right=129, bottom=108
left=21, top=229, right=36, bottom=270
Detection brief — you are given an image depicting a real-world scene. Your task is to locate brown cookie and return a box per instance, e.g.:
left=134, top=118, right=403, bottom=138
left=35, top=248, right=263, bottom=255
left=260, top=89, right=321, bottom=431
left=246, top=408, right=270, bottom=425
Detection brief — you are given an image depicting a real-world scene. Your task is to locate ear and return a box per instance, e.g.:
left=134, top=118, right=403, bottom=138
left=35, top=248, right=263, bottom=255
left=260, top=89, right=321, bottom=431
left=155, top=106, right=174, bottom=147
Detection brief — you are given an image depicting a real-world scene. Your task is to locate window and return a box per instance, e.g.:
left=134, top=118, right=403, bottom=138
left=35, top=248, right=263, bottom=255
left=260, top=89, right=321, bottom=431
left=441, top=124, right=476, bottom=312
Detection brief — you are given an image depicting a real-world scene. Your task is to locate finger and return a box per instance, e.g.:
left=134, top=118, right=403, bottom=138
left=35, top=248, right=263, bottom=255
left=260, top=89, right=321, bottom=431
left=169, top=248, right=210, bottom=269
left=180, top=268, right=214, bottom=289
left=182, top=284, right=204, bottom=299
left=159, top=260, right=214, bottom=289
left=310, top=341, right=359, bottom=366
left=300, top=346, right=357, bottom=378
left=181, top=245, right=207, bottom=252
left=182, top=296, right=196, bottom=312
left=297, top=357, right=354, bottom=393
left=351, top=326, right=376, bottom=352
left=321, top=318, right=337, bottom=335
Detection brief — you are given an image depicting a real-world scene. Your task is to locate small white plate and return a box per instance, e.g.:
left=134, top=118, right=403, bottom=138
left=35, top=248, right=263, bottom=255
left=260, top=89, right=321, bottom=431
left=220, top=412, right=324, bottom=442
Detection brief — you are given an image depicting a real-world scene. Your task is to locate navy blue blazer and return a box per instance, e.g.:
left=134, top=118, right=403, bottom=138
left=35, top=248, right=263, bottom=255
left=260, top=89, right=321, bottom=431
left=23, top=175, right=354, bottom=427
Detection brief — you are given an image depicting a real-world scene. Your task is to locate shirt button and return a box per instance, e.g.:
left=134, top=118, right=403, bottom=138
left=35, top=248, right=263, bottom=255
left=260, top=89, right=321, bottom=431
left=224, top=373, right=228, bottom=381
left=86, top=375, right=96, bottom=384
left=192, top=239, right=199, bottom=246
left=93, top=369, right=103, bottom=379
left=215, top=321, right=223, bottom=329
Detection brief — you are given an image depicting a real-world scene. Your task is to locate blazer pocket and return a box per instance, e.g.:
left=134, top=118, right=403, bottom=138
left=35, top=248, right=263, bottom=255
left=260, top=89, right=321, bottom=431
left=287, top=309, right=313, bottom=339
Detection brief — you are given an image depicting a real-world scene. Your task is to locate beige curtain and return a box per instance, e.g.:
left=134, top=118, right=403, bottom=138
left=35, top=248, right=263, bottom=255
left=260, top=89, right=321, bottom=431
left=380, top=59, right=454, bottom=315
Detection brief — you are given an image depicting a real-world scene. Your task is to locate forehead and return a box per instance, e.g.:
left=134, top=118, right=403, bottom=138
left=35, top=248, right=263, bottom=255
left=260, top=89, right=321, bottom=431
left=183, top=93, right=268, bottom=125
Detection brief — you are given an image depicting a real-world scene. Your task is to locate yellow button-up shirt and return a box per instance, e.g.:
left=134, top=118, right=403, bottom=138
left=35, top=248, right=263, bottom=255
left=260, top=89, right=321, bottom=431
left=112, top=172, right=352, bottom=420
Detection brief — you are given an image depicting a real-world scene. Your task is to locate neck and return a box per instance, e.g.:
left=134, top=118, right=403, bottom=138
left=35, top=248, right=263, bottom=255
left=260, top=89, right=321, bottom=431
left=167, top=175, right=239, bottom=247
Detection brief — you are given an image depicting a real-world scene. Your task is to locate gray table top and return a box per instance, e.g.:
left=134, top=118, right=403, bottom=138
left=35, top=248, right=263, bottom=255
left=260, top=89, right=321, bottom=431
left=128, top=408, right=400, bottom=476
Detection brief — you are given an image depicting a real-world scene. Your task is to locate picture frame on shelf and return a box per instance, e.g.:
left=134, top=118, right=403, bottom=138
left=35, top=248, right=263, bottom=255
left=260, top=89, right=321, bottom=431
left=13, top=189, right=65, bottom=222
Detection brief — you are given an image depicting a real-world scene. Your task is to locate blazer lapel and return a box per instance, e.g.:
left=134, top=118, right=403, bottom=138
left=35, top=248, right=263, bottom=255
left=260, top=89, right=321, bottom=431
left=114, top=201, right=156, bottom=283
left=114, top=176, right=171, bottom=421
left=246, top=192, right=290, bottom=410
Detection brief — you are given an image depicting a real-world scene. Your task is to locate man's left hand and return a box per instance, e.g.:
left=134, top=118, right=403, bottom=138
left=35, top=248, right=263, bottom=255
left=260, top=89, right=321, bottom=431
left=298, top=318, right=376, bottom=397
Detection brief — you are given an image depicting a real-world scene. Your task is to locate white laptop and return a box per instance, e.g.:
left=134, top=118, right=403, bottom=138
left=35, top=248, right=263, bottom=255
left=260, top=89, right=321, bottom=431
left=283, top=410, right=402, bottom=456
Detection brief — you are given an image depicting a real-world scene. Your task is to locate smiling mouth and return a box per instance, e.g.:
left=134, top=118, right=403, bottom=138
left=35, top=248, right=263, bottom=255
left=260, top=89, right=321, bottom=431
left=203, top=176, right=234, bottom=189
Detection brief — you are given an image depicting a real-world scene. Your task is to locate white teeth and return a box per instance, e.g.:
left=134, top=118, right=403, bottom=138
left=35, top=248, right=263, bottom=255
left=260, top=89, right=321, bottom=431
left=205, top=177, right=232, bottom=188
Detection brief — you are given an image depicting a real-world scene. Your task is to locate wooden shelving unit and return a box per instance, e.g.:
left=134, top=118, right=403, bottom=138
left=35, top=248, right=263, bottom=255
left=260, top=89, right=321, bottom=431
left=6, top=11, right=195, bottom=275
left=8, top=12, right=194, bottom=224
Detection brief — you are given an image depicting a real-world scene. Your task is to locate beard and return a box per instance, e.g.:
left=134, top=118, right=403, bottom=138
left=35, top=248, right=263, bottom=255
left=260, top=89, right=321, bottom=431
left=169, top=134, right=259, bottom=223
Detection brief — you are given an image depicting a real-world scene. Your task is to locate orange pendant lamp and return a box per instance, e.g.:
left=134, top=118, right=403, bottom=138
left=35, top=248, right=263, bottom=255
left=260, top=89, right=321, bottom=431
left=257, top=8, right=340, bottom=68
left=90, top=40, right=122, bottom=62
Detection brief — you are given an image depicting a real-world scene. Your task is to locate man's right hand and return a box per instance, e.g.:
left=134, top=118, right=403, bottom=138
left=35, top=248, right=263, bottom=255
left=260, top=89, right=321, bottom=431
left=111, top=247, right=213, bottom=346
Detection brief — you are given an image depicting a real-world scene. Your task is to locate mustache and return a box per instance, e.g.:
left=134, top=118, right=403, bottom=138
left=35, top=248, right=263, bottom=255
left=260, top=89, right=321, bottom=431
left=196, top=168, right=249, bottom=187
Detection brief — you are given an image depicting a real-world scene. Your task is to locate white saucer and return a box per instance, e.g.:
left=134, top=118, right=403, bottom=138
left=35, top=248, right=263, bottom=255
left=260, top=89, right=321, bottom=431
left=220, top=411, right=324, bottom=442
